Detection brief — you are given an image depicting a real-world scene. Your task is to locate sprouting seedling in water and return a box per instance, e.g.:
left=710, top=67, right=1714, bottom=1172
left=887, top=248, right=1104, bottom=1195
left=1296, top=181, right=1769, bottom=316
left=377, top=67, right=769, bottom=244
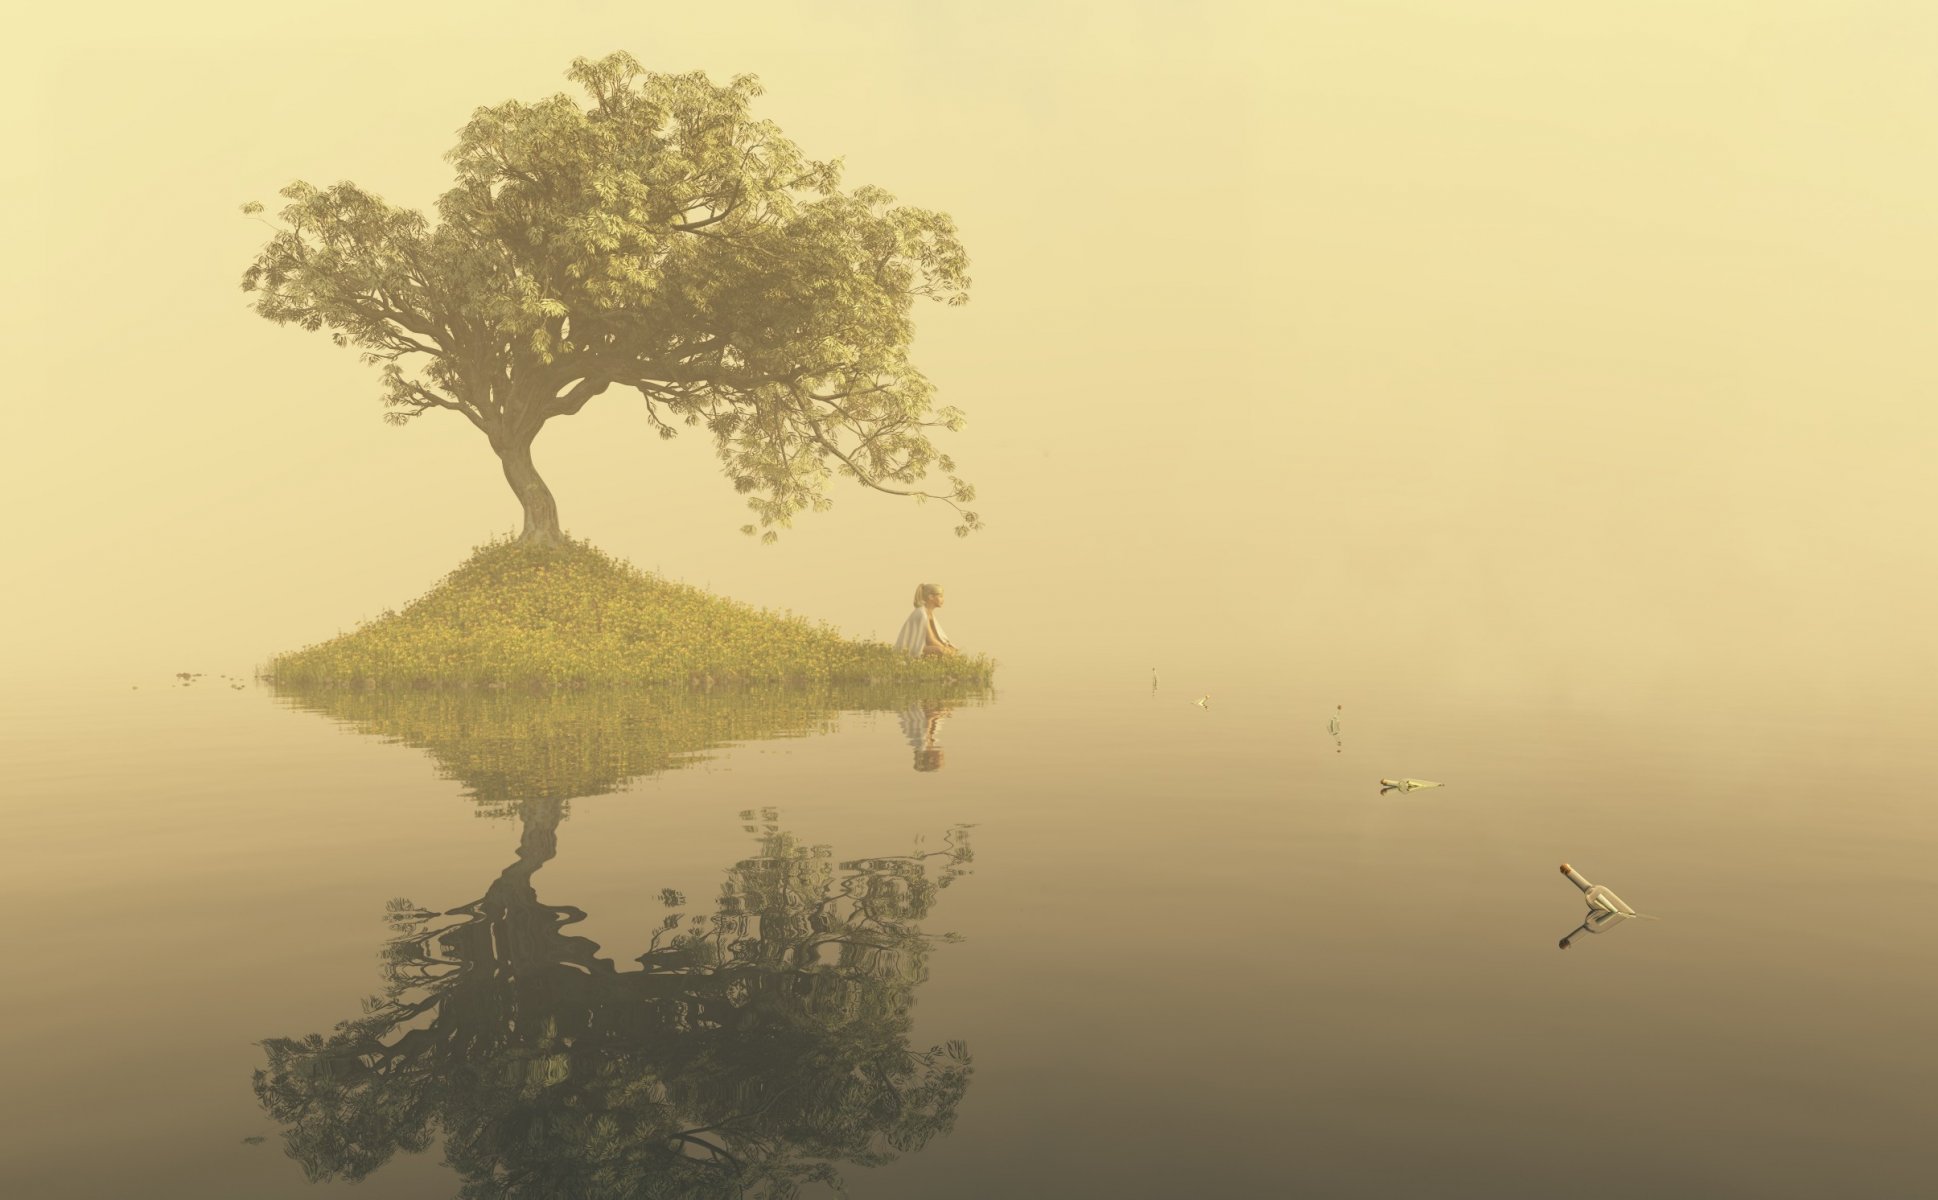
left=1193, top=694, right=1210, bottom=708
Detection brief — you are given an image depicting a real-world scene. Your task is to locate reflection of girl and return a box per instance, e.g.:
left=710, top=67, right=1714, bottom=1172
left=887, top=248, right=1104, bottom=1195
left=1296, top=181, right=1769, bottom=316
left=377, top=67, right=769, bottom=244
left=898, top=701, right=952, bottom=771
left=893, top=583, right=958, bottom=658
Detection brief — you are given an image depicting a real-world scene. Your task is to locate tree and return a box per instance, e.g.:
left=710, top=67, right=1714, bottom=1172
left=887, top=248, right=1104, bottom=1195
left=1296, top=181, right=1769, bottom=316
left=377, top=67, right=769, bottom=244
left=242, top=52, right=980, bottom=545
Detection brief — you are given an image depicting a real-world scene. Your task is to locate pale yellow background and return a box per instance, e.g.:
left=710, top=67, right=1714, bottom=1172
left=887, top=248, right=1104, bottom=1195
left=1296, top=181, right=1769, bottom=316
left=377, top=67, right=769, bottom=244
left=6, top=1, right=1935, bottom=702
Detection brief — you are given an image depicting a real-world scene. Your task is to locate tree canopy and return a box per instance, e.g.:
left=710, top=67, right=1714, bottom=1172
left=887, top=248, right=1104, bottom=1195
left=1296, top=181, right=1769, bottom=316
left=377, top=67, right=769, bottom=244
left=242, top=52, right=979, bottom=544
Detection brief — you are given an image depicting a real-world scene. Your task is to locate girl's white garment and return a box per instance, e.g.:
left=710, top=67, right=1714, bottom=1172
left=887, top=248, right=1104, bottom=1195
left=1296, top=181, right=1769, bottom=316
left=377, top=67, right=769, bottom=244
left=893, top=607, right=953, bottom=657
left=898, top=704, right=948, bottom=749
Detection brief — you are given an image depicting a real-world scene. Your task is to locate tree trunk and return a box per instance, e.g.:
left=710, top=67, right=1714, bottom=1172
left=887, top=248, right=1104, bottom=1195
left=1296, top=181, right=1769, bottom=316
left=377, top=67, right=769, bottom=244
left=497, top=433, right=564, bottom=544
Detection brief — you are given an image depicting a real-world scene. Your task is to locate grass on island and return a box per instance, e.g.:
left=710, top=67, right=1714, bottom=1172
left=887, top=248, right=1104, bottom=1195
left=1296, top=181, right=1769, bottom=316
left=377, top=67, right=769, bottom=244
left=261, top=534, right=994, bottom=691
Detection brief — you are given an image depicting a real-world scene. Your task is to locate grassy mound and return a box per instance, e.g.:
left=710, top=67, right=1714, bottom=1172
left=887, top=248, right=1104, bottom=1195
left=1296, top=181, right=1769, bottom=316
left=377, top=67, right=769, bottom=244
left=262, top=535, right=994, bottom=690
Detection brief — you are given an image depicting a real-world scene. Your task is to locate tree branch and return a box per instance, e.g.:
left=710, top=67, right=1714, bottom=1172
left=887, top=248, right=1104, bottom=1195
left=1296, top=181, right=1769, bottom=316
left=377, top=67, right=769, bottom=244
left=549, top=376, right=611, bottom=416
left=672, top=1132, right=743, bottom=1170
left=671, top=197, right=739, bottom=232
left=806, top=425, right=961, bottom=507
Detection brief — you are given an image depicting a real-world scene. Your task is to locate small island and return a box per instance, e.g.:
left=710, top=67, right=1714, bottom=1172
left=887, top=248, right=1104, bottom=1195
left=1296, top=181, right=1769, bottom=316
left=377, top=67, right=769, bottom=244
left=242, top=56, right=991, bottom=695
left=262, top=535, right=993, bottom=691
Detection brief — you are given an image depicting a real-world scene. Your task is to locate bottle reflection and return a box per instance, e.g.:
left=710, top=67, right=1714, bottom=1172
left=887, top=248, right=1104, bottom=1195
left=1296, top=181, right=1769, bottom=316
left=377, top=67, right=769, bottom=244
left=1558, top=906, right=1630, bottom=949
left=899, top=699, right=954, bottom=772
left=254, top=801, right=976, bottom=1196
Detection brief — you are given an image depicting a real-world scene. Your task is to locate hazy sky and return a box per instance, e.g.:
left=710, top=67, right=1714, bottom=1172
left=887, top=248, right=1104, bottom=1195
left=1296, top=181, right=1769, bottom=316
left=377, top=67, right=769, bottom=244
left=6, top=1, right=1935, bottom=701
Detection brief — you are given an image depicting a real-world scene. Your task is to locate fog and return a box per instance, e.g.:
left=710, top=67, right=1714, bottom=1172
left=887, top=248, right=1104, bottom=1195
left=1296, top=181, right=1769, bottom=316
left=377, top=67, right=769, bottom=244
left=8, top=1, right=1936, bottom=709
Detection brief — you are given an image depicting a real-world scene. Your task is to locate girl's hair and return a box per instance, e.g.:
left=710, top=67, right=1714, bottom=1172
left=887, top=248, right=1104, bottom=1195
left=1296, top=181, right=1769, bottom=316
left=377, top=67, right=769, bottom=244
left=913, top=582, right=943, bottom=606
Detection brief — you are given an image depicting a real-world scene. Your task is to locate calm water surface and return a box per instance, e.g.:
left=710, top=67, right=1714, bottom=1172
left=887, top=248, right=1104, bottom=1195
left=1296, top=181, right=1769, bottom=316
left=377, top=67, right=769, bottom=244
left=5, top=657, right=1935, bottom=1198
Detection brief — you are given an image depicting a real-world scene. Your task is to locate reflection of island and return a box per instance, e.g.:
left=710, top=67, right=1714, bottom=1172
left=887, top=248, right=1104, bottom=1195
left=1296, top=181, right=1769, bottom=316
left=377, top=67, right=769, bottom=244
left=898, top=699, right=954, bottom=772
left=269, top=680, right=993, bottom=809
left=255, top=801, right=975, bottom=1196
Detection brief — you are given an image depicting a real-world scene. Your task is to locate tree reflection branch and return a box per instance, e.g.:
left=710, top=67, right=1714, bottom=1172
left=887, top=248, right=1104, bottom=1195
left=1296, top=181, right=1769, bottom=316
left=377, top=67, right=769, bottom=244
left=254, top=801, right=975, bottom=1197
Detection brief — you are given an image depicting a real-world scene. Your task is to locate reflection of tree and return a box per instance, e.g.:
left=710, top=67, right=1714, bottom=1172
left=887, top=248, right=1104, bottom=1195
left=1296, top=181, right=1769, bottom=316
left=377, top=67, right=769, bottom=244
left=254, top=803, right=975, bottom=1197
left=269, top=681, right=990, bottom=811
